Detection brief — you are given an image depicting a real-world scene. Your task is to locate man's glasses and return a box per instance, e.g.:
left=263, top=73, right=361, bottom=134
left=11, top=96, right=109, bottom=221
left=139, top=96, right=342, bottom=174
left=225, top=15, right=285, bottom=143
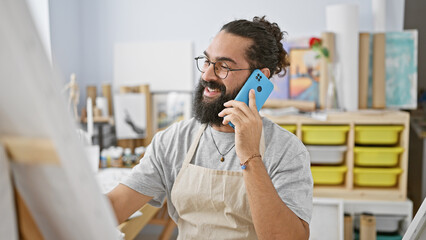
left=194, top=56, right=253, bottom=79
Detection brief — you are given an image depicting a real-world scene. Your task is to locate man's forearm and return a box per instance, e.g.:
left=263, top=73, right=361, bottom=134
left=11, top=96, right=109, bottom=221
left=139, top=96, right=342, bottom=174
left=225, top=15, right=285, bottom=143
left=243, top=157, right=309, bottom=240
left=107, top=184, right=153, bottom=224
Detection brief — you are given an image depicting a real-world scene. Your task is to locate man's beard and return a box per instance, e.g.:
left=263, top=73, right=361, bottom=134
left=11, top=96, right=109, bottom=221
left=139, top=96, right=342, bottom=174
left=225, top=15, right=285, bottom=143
left=193, top=79, right=241, bottom=126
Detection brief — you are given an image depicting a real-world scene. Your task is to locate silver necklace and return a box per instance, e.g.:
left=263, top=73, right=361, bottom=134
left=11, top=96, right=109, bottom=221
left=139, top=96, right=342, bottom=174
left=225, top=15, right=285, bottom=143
left=209, top=126, right=235, bottom=162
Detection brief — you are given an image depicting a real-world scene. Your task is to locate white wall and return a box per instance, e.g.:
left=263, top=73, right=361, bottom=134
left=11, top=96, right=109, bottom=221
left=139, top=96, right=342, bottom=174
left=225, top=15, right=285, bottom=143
left=49, top=0, right=404, bottom=110
left=49, top=0, right=82, bottom=88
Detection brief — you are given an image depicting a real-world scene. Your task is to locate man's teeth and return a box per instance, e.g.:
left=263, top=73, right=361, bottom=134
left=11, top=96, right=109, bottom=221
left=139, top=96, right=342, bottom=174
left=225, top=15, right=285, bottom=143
left=208, top=87, right=220, bottom=92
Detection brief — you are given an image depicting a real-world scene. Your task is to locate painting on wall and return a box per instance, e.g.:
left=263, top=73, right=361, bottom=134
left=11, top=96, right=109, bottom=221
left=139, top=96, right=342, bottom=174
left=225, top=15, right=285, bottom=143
left=269, top=38, right=305, bottom=100
left=269, top=68, right=289, bottom=100
left=385, top=30, right=418, bottom=109
left=289, top=48, right=321, bottom=105
left=263, top=37, right=321, bottom=102
left=113, top=93, right=147, bottom=139
left=367, top=30, right=418, bottom=109
left=152, top=92, right=192, bottom=132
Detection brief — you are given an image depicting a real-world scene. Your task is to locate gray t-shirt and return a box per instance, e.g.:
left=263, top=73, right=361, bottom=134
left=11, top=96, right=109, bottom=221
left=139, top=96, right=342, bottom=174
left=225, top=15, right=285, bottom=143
left=121, top=117, right=313, bottom=224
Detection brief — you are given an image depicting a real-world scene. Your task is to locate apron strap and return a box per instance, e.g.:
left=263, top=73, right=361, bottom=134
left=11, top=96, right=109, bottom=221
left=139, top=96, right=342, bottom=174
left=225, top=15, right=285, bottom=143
left=182, top=123, right=207, bottom=167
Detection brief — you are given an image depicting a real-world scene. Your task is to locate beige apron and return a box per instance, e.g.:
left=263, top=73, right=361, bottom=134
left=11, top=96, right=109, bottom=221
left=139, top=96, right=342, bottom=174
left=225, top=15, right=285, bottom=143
left=171, top=124, right=265, bottom=240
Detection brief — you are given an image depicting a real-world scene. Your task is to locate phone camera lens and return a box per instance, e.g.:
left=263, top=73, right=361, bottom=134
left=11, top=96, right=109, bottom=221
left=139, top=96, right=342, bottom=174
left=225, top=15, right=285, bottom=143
left=257, top=86, right=262, bottom=92
left=256, top=74, right=261, bottom=81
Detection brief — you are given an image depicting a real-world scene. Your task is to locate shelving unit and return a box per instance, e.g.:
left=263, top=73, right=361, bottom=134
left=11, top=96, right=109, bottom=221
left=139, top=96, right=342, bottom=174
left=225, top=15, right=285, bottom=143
left=265, top=110, right=410, bottom=201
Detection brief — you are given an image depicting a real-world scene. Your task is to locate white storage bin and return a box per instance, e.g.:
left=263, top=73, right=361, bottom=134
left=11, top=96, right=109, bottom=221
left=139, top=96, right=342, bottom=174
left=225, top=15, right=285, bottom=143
left=306, top=145, right=347, bottom=165
left=354, top=214, right=405, bottom=233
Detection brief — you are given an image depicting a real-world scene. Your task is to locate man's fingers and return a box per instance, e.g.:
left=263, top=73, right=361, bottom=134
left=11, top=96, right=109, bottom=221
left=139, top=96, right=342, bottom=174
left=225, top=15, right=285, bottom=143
left=223, top=90, right=257, bottom=118
left=218, top=106, right=246, bottom=118
left=222, top=113, right=242, bottom=126
left=248, top=89, right=257, bottom=112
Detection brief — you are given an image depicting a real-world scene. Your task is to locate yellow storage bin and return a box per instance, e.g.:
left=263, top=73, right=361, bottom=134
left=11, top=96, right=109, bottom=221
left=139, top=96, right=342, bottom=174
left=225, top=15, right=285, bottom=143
left=311, top=166, right=347, bottom=185
left=353, top=168, right=402, bottom=187
left=355, top=125, right=404, bottom=145
left=354, top=147, right=404, bottom=167
left=280, top=125, right=296, bottom=134
left=302, top=125, right=350, bottom=145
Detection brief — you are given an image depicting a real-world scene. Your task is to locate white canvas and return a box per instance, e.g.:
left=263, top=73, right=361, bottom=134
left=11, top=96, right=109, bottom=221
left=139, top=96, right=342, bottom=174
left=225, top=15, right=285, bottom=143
left=310, top=198, right=344, bottom=240
left=114, top=41, right=193, bottom=92
left=114, top=93, right=147, bottom=139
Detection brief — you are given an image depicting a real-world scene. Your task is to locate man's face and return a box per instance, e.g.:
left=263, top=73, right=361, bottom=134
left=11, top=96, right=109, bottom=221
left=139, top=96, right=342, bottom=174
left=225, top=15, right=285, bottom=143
left=193, top=31, right=253, bottom=126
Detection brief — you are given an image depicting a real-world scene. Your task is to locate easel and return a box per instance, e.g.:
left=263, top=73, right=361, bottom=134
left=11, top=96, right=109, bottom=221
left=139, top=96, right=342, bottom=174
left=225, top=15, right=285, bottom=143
left=147, top=202, right=177, bottom=239
left=0, top=136, right=61, bottom=240
left=118, top=202, right=177, bottom=240
left=0, top=134, right=175, bottom=240
left=0, top=0, right=120, bottom=238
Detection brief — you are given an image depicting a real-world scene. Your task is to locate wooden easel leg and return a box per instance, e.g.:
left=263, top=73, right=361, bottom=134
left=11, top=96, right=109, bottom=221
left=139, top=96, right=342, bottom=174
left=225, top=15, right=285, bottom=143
left=0, top=144, right=18, bottom=239
left=158, top=218, right=177, bottom=240
left=14, top=188, right=44, bottom=240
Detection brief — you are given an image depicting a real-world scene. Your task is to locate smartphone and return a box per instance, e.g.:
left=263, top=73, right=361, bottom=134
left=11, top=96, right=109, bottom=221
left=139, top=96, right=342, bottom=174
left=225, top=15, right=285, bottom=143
left=228, top=69, right=274, bottom=128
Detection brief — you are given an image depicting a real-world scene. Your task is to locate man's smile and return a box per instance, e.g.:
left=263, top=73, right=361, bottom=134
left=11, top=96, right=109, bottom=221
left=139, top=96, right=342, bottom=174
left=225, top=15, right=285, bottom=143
left=203, top=87, right=222, bottom=98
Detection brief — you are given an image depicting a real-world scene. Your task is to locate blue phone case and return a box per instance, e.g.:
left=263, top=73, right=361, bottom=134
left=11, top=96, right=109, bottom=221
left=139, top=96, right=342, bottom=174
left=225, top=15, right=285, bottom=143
left=229, top=69, right=274, bottom=128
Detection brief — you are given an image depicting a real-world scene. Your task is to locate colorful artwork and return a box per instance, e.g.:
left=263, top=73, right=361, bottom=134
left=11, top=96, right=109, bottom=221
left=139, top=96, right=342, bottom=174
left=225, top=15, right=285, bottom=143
left=269, top=40, right=290, bottom=100
left=367, top=31, right=418, bottom=109
left=269, top=37, right=310, bottom=100
left=289, top=48, right=320, bottom=105
left=152, top=92, right=192, bottom=132
left=269, top=69, right=288, bottom=100
left=385, top=30, right=418, bottom=109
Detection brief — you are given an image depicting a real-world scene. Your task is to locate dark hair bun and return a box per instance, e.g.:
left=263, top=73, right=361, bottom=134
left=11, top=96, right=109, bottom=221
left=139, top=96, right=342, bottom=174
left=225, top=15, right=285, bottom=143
left=252, top=16, right=290, bottom=76
left=221, top=16, right=290, bottom=77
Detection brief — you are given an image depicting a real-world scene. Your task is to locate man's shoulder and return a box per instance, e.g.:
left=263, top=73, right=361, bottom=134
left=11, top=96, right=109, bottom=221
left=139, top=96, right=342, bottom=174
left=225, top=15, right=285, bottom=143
left=262, top=117, right=293, bottom=137
left=262, top=116, right=307, bottom=154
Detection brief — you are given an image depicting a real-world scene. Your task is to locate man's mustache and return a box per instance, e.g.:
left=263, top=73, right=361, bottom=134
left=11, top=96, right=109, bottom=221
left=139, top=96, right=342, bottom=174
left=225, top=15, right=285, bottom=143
left=200, top=79, right=226, bottom=92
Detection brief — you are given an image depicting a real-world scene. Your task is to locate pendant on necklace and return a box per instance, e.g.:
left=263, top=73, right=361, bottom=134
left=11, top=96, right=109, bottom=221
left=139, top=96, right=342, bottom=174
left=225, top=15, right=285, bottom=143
left=220, top=156, right=225, bottom=162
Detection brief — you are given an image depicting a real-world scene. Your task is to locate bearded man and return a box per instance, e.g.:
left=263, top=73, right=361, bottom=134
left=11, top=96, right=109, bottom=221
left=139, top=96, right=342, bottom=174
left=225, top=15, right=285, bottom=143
left=108, top=16, right=313, bottom=240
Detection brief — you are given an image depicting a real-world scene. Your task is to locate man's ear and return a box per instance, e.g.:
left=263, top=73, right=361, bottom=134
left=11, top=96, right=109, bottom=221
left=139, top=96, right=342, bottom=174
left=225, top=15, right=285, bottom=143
left=260, top=68, right=271, bottom=78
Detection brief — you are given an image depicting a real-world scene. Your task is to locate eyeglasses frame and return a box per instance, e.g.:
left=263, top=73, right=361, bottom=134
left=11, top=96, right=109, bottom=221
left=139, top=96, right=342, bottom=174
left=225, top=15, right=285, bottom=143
left=194, top=56, right=253, bottom=79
